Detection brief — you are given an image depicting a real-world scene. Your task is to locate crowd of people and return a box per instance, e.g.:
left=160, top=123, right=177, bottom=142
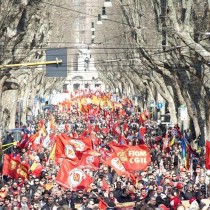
left=0, top=91, right=209, bottom=210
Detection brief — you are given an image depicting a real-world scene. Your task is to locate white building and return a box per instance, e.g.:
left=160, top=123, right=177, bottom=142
left=64, top=46, right=105, bottom=92
left=63, top=0, right=105, bottom=93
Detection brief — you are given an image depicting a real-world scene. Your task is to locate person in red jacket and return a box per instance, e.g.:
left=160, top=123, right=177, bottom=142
left=167, top=189, right=182, bottom=210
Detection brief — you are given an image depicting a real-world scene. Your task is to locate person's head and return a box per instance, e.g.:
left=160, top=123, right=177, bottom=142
left=82, top=194, right=89, bottom=204
left=128, top=184, right=135, bottom=193
left=121, top=175, right=127, bottom=182
left=109, top=191, right=114, bottom=199
left=156, top=186, right=163, bottom=194
left=149, top=196, right=156, bottom=206
left=195, top=191, right=203, bottom=201
left=187, top=184, right=193, bottom=192
left=103, top=167, right=108, bottom=174
left=34, top=178, right=40, bottom=185
left=43, top=191, right=50, bottom=200
left=77, top=190, right=83, bottom=198
left=141, top=188, right=147, bottom=196
left=87, top=199, right=95, bottom=209
left=167, top=189, right=175, bottom=198
left=199, top=174, right=206, bottom=184
left=33, top=202, right=40, bottom=209
left=28, top=174, right=33, bottom=180
left=55, top=190, right=62, bottom=198
left=47, top=196, right=54, bottom=205
left=66, top=190, right=72, bottom=199
left=116, top=181, right=122, bottom=190
left=122, top=188, right=129, bottom=196
left=90, top=183, right=97, bottom=190
left=21, top=196, right=28, bottom=204
left=21, top=187, right=26, bottom=194
left=34, top=192, right=41, bottom=201
left=18, top=177, right=23, bottom=183
left=4, top=196, right=11, bottom=205
left=12, top=182, right=18, bottom=189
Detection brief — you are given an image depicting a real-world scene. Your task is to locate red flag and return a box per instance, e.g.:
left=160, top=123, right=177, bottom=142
left=56, top=159, right=93, bottom=190
left=2, top=154, right=10, bottom=176
left=2, top=155, right=28, bottom=180
left=101, top=178, right=109, bottom=192
left=79, top=153, right=100, bottom=170
left=61, top=134, right=92, bottom=152
left=109, top=142, right=128, bottom=154
left=122, top=145, right=151, bottom=171
left=99, top=148, right=112, bottom=163
left=109, top=144, right=151, bottom=171
left=18, top=133, right=28, bottom=149
left=98, top=198, right=108, bottom=210
left=206, top=141, right=210, bottom=169
left=103, top=153, right=126, bottom=176
left=94, top=124, right=100, bottom=133
left=30, top=163, right=44, bottom=178
left=112, top=122, right=121, bottom=136
left=55, top=135, right=78, bottom=161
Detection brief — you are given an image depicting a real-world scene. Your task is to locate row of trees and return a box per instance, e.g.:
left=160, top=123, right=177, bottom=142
left=0, top=0, right=65, bottom=132
left=91, top=0, right=210, bottom=142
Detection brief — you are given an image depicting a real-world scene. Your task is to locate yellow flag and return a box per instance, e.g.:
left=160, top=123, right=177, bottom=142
left=30, top=162, right=38, bottom=172
left=170, top=137, right=175, bottom=146
left=49, top=143, right=56, bottom=160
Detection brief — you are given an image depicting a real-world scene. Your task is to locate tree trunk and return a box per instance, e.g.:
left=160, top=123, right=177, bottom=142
left=21, top=74, right=32, bottom=124
left=0, top=76, right=8, bottom=137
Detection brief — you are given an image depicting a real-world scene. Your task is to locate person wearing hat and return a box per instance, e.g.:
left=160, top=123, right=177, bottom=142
left=176, top=182, right=187, bottom=200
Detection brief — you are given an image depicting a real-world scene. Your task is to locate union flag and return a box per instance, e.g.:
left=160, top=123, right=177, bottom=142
left=79, top=153, right=100, bottom=170
left=103, top=153, right=126, bottom=176
left=56, top=159, right=93, bottom=190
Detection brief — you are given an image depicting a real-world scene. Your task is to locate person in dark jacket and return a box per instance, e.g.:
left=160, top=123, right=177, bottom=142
left=117, top=188, right=132, bottom=203
left=59, top=191, right=75, bottom=209
left=41, top=196, right=57, bottom=210
left=113, top=181, right=122, bottom=200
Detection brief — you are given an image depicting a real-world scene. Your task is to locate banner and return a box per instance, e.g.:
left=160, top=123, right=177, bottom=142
left=3, top=155, right=29, bottom=180
left=110, top=144, right=151, bottom=171
left=206, top=141, right=210, bottom=169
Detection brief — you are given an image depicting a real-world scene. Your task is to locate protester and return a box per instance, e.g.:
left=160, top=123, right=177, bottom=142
left=0, top=91, right=209, bottom=210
